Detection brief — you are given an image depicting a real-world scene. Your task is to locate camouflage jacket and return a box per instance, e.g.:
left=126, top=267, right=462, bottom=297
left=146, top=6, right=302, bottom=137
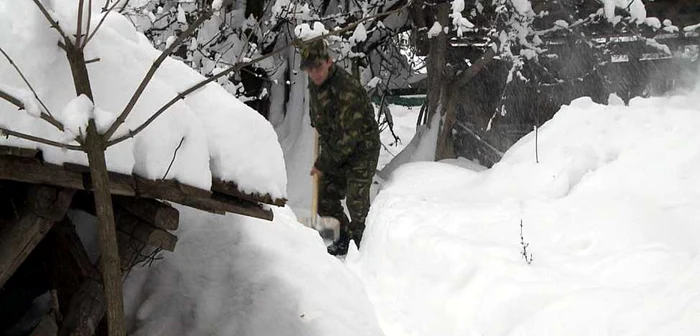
left=309, top=64, right=380, bottom=173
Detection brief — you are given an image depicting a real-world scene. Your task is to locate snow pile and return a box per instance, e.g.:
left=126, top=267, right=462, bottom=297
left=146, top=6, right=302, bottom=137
left=123, top=206, right=384, bottom=336
left=0, top=1, right=285, bottom=198
left=348, top=92, right=700, bottom=335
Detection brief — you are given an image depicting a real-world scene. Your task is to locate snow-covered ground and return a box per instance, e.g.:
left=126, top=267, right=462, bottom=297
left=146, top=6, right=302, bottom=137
left=347, top=91, right=700, bottom=335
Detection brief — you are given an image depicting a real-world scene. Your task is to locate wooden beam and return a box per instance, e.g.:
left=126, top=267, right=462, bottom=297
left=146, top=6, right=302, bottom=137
left=0, top=155, right=273, bottom=220
left=113, top=196, right=179, bottom=231
left=114, top=206, right=177, bottom=251
left=212, top=179, right=287, bottom=207
left=0, top=145, right=39, bottom=158
left=0, top=186, right=74, bottom=288
left=59, top=277, right=106, bottom=336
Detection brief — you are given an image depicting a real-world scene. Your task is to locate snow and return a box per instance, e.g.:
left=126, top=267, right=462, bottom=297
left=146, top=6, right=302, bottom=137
left=58, top=94, right=93, bottom=140
left=212, top=0, right=223, bottom=11
left=0, top=1, right=286, bottom=198
left=350, top=23, right=368, bottom=45
left=347, top=90, right=700, bottom=335
left=123, top=205, right=384, bottom=336
left=684, top=23, right=700, bottom=32
left=427, top=22, right=442, bottom=38
left=644, top=17, right=662, bottom=30
left=294, top=22, right=329, bottom=40
left=602, top=0, right=646, bottom=24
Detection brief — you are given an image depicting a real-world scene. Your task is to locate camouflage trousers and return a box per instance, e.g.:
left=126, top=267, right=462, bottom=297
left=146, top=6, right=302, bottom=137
left=317, top=147, right=379, bottom=240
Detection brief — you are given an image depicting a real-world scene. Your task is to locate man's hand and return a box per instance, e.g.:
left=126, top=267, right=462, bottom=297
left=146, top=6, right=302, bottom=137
left=310, top=166, right=323, bottom=178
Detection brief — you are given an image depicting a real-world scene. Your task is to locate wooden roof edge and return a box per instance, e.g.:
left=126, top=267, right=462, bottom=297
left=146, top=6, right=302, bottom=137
left=212, top=178, right=287, bottom=207
left=0, top=152, right=273, bottom=221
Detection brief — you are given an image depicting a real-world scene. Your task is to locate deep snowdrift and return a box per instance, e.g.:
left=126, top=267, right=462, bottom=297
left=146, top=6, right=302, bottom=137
left=348, top=92, right=700, bottom=335
left=124, top=205, right=384, bottom=336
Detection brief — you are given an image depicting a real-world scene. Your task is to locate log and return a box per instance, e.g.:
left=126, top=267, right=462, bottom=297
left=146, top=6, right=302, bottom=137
left=113, top=196, right=179, bottom=230
left=0, top=186, right=74, bottom=288
left=0, top=155, right=273, bottom=220
left=114, top=207, right=177, bottom=252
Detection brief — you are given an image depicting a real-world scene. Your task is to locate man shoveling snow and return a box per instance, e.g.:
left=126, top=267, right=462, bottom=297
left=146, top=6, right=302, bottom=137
left=299, top=39, right=380, bottom=256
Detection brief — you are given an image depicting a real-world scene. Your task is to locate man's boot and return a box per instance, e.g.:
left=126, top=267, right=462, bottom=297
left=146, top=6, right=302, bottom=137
left=327, top=227, right=350, bottom=256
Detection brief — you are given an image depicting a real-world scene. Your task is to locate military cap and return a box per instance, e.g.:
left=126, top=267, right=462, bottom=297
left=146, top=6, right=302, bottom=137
left=300, top=39, right=330, bottom=69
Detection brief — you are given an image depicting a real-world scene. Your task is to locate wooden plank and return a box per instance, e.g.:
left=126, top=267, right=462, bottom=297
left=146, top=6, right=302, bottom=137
left=209, top=192, right=273, bottom=221
left=114, top=206, right=177, bottom=251
left=212, top=178, right=287, bottom=207
left=0, top=155, right=271, bottom=219
left=113, top=196, right=179, bottom=231
left=0, top=186, right=74, bottom=289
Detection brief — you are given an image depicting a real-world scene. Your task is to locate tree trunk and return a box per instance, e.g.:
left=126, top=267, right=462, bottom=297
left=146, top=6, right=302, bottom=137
left=84, top=123, right=125, bottom=336
left=425, top=2, right=449, bottom=125
left=65, top=43, right=126, bottom=336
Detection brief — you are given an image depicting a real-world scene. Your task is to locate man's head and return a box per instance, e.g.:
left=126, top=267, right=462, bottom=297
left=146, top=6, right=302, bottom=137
left=300, top=39, right=333, bottom=85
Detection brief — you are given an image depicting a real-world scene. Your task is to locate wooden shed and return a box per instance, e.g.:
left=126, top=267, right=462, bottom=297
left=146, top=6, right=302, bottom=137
left=0, top=144, right=286, bottom=335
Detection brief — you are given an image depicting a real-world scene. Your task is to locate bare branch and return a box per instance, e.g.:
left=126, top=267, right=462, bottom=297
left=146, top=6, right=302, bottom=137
left=31, top=0, right=72, bottom=45
left=0, top=127, right=81, bottom=151
left=76, top=0, right=86, bottom=47
left=103, top=11, right=213, bottom=140
left=0, top=46, right=63, bottom=130
left=107, top=4, right=411, bottom=146
left=83, top=0, right=94, bottom=48
left=0, top=88, right=65, bottom=132
left=82, top=0, right=123, bottom=48
left=0, top=89, right=23, bottom=108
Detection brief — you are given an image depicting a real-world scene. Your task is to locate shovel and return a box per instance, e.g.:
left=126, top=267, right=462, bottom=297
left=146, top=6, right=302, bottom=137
left=301, top=130, right=340, bottom=240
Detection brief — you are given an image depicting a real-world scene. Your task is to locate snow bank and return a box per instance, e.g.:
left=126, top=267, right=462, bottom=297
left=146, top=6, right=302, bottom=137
left=348, top=91, right=700, bottom=335
left=0, top=1, right=285, bottom=198
left=124, top=206, right=384, bottom=336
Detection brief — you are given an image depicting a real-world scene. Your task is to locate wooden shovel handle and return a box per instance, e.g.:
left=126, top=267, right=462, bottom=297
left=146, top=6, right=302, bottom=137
left=310, top=130, right=319, bottom=227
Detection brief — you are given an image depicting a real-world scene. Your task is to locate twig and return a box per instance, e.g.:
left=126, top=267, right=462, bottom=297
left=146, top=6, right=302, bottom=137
left=161, top=136, right=185, bottom=180
left=520, top=220, right=533, bottom=265
left=534, top=124, right=539, bottom=163
left=0, top=127, right=82, bottom=151
left=82, top=0, right=124, bottom=48
left=0, top=46, right=62, bottom=130
left=119, top=0, right=131, bottom=14
left=103, top=11, right=213, bottom=140
left=31, top=0, right=72, bottom=44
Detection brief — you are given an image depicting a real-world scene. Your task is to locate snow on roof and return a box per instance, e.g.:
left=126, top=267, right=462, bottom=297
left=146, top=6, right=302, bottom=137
left=0, top=2, right=286, bottom=200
